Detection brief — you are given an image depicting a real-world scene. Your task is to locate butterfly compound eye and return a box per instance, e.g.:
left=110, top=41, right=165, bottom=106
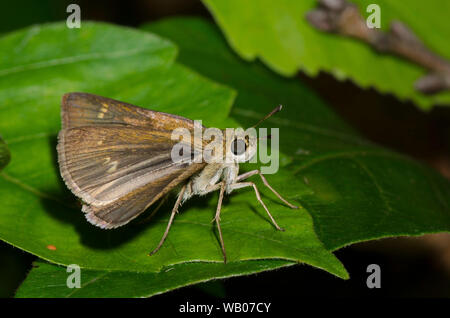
left=231, top=138, right=247, bottom=156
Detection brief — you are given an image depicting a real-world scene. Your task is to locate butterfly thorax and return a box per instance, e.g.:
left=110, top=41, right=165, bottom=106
left=182, top=162, right=239, bottom=202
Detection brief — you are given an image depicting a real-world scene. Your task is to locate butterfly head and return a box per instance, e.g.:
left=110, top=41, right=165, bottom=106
left=225, top=105, right=282, bottom=164
left=228, top=131, right=257, bottom=163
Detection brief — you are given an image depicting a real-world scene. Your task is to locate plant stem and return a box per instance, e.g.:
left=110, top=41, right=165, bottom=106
left=306, top=0, right=450, bottom=94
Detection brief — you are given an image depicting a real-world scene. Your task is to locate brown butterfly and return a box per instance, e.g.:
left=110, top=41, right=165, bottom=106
left=57, top=92, right=298, bottom=262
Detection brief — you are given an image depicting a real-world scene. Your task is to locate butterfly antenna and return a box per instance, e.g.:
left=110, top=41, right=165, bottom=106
left=251, top=105, right=283, bottom=128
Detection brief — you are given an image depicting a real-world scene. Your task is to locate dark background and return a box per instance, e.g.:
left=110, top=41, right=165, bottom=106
left=0, top=0, right=449, bottom=298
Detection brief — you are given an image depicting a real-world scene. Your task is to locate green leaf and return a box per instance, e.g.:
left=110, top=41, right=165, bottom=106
left=0, top=135, right=10, bottom=171
left=17, top=19, right=450, bottom=297
left=143, top=17, right=450, bottom=251
left=1, top=21, right=347, bottom=298
left=202, top=0, right=450, bottom=110
left=16, top=259, right=294, bottom=298
left=17, top=17, right=450, bottom=298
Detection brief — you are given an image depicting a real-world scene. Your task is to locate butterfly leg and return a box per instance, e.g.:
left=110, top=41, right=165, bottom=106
left=188, top=181, right=227, bottom=262
left=229, top=182, right=285, bottom=231
left=237, top=170, right=298, bottom=209
left=149, top=184, right=187, bottom=256
left=213, top=181, right=227, bottom=263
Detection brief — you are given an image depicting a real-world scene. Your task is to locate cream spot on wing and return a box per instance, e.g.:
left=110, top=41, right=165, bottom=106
left=103, top=157, right=110, bottom=164
left=97, top=104, right=108, bottom=118
left=107, top=161, right=118, bottom=173
left=97, top=140, right=103, bottom=145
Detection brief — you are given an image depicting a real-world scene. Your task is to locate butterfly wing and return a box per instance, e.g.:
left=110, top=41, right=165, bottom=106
left=82, top=161, right=202, bottom=229
left=61, top=92, right=198, bottom=131
left=58, top=93, right=205, bottom=228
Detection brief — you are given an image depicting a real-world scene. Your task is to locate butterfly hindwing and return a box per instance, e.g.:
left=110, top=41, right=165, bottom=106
left=82, top=162, right=202, bottom=229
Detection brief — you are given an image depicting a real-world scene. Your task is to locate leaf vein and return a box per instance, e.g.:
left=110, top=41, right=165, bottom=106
left=0, top=47, right=162, bottom=77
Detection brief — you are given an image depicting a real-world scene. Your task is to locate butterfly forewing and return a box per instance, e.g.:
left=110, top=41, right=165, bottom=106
left=57, top=93, right=206, bottom=228
left=61, top=92, right=197, bottom=131
left=58, top=126, right=193, bottom=205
